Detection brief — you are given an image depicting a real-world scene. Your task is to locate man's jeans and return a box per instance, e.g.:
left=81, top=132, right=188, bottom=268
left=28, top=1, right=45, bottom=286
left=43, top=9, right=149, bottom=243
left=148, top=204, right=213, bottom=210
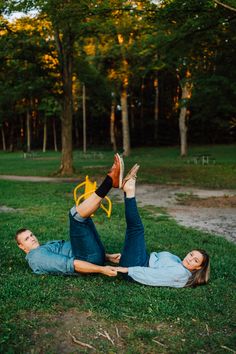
left=120, top=197, right=149, bottom=268
left=69, top=206, right=105, bottom=265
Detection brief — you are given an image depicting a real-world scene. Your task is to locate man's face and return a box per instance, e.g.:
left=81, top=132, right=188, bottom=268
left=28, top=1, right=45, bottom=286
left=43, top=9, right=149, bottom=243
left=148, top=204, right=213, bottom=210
left=17, top=230, right=40, bottom=253
left=182, top=250, right=203, bottom=271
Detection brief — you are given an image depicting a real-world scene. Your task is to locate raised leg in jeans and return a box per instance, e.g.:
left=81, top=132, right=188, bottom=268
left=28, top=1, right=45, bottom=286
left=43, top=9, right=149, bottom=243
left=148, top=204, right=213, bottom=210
left=69, top=208, right=105, bottom=265
left=119, top=197, right=149, bottom=267
left=69, top=157, right=117, bottom=265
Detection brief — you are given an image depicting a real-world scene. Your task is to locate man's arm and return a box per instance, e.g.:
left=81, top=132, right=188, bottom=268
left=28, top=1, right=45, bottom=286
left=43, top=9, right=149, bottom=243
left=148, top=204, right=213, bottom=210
left=73, top=260, right=118, bottom=276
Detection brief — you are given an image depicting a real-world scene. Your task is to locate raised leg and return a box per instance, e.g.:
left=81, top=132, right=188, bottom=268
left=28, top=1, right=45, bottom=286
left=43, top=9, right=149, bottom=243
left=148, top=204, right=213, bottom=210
left=70, top=154, right=124, bottom=264
left=119, top=197, right=149, bottom=267
left=119, top=167, right=149, bottom=267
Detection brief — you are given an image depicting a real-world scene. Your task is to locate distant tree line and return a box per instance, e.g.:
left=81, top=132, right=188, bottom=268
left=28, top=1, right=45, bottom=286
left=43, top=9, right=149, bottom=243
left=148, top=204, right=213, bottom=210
left=0, top=0, right=235, bottom=174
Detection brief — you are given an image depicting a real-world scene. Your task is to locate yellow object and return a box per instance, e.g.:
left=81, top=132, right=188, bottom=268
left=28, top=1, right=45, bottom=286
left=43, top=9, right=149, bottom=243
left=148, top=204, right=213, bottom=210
left=73, top=175, right=112, bottom=218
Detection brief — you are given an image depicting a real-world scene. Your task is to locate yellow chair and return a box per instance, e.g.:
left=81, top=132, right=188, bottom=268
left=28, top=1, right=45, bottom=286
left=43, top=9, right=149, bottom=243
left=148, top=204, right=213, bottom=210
left=73, top=175, right=112, bottom=218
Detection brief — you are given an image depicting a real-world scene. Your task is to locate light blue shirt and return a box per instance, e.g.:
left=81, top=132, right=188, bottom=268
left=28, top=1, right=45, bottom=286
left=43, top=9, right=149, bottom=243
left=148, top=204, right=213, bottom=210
left=25, top=240, right=75, bottom=275
left=128, top=251, right=191, bottom=288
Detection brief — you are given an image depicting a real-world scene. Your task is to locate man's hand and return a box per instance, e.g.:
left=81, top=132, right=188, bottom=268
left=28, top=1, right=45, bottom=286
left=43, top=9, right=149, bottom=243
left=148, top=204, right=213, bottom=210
left=101, top=265, right=118, bottom=277
left=105, top=253, right=121, bottom=264
left=117, top=267, right=128, bottom=273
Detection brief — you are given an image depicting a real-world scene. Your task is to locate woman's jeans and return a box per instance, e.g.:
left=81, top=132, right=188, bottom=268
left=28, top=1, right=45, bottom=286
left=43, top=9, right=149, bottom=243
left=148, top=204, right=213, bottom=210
left=69, top=206, right=105, bottom=265
left=119, top=197, right=149, bottom=268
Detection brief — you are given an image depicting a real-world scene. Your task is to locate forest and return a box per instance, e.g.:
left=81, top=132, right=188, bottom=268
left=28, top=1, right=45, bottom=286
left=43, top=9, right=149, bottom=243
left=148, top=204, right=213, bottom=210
left=0, top=0, right=236, bottom=174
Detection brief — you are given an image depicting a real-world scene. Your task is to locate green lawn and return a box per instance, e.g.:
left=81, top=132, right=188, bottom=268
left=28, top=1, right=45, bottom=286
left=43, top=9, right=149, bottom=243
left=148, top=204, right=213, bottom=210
left=0, top=145, right=236, bottom=188
left=0, top=180, right=235, bottom=353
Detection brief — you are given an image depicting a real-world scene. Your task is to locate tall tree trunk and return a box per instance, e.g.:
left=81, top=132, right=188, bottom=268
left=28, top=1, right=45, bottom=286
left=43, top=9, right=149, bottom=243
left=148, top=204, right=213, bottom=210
left=9, top=122, right=14, bottom=152
left=26, top=109, right=31, bottom=153
left=179, top=72, right=192, bottom=157
left=54, top=28, right=74, bottom=175
left=121, top=83, right=130, bottom=156
left=43, top=119, right=47, bottom=153
left=110, top=96, right=117, bottom=151
left=154, top=76, right=159, bottom=141
left=179, top=105, right=189, bottom=157
left=53, top=117, right=58, bottom=152
left=82, top=84, right=86, bottom=154
left=117, top=34, right=131, bottom=156
left=1, top=125, right=6, bottom=151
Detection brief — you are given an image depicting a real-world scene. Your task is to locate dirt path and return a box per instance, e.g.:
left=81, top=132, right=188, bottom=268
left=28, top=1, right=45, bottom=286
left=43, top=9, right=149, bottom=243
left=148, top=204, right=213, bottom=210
left=1, top=175, right=236, bottom=243
left=112, top=184, right=236, bottom=243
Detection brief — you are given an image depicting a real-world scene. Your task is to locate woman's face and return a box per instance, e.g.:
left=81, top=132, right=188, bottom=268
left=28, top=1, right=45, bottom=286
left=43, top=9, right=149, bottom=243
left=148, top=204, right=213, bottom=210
left=182, top=250, right=204, bottom=271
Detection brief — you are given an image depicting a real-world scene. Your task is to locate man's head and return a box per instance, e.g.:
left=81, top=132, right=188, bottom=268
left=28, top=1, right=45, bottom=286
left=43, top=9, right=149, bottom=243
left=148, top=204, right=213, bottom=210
left=15, top=228, right=40, bottom=253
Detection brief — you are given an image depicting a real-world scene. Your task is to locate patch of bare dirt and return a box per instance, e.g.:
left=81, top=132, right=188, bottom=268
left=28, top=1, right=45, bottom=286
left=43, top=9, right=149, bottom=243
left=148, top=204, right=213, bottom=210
left=178, top=195, right=236, bottom=208
left=0, top=205, right=22, bottom=212
left=29, top=309, right=171, bottom=353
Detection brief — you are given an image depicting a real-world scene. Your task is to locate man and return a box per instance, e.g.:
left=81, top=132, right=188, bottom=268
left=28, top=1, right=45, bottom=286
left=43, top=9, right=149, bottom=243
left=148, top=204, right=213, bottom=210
left=15, top=154, right=124, bottom=277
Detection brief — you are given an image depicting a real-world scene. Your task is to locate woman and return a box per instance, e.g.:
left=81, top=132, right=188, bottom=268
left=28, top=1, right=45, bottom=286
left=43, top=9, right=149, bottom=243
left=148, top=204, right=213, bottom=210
left=117, top=164, right=210, bottom=288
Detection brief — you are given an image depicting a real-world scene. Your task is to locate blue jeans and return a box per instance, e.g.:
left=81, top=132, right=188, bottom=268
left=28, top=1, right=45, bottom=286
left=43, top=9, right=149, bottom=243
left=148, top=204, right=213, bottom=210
left=69, top=197, right=149, bottom=270
left=119, top=197, right=149, bottom=268
left=69, top=207, right=105, bottom=265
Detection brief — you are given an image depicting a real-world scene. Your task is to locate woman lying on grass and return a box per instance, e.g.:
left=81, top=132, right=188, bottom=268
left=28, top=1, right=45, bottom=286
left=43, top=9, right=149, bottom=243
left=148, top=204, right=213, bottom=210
left=117, top=164, right=210, bottom=288
left=15, top=154, right=210, bottom=287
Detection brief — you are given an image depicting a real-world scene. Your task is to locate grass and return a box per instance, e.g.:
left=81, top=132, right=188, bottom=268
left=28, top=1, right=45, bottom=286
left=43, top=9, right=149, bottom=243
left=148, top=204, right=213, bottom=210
left=0, top=144, right=236, bottom=188
left=0, top=180, right=236, bottom=353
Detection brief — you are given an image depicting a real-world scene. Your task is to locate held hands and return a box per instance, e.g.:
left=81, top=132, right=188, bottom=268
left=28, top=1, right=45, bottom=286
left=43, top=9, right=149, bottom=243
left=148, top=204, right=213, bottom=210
left=102, top=265, right=119, bottom=277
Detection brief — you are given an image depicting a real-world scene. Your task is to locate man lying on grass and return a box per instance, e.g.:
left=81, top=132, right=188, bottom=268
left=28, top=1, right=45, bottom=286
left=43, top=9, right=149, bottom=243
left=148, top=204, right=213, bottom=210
left=15, top=154, right=210, bottom=287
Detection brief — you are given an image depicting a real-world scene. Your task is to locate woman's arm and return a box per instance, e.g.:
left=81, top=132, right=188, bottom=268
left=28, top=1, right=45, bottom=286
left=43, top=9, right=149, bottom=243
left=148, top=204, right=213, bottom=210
left=73, top=259, right=118, bottom=277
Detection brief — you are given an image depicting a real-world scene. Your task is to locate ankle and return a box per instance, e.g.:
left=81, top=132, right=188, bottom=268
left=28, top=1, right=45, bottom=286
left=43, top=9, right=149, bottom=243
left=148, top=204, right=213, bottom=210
left=125, top=187, right=136, bottom=198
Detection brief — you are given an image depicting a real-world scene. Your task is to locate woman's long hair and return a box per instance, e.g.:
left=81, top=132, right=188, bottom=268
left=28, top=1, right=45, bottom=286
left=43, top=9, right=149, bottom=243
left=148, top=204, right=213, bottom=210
left=185, top=249, right=210, bottom=287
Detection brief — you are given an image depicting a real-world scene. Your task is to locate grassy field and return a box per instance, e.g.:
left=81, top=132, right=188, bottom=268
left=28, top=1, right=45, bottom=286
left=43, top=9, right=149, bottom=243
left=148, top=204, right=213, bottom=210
left=0, top=144, right=236, bottom=188
left=0, top=179, right=236, bottom=353
left=0, top=145, right=235, bottom=352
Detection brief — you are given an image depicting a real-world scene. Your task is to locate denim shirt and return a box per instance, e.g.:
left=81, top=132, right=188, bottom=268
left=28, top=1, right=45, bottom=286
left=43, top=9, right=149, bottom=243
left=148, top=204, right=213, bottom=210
left=128, top=251, right=191, bottom=288
left=25, top=240, right=75, bottom=275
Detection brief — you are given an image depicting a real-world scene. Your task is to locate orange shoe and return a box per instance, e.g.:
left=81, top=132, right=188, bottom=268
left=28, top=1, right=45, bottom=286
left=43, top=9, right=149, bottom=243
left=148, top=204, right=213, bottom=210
left=107, top=153, right=124, bottom=188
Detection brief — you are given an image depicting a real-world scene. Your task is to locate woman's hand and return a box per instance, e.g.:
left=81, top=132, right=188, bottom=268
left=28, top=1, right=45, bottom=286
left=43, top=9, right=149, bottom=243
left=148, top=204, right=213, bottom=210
left=116, top=267, right=128, bottom=273
left=105, top=253, right=121, bottom=264
left=101, top=265, right=118, bottom=277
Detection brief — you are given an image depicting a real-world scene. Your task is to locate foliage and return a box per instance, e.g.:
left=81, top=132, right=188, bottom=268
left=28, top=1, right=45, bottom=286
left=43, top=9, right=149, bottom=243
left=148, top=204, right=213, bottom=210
left=0, top=0, right=235, bottom=152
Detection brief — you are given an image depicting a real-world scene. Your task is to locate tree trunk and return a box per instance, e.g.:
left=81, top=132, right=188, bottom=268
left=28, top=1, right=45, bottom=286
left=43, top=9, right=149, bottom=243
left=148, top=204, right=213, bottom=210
left=1, top=125, right=6, bottom=151
left=179, top=106, right=188, bottom=157
left=178, top=74, right=192, bottom=157
left=54, top=27, right=74, bottom=175
left=82, top=84, right=86, bottom=154
left=53, top=117, right=58, bottom=152
left=43, top=119, right=47, bottom=153
left=110, top=97, right=117, bottom=151
left=117, top=34, right=131, bottom=156
left=121, top=84, right=130, bottom=156
left=26, top=109, right=31, bottom=153
left=154, top=76, right=159, bottom=141
left=9, top=122, right=14, bottom=152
